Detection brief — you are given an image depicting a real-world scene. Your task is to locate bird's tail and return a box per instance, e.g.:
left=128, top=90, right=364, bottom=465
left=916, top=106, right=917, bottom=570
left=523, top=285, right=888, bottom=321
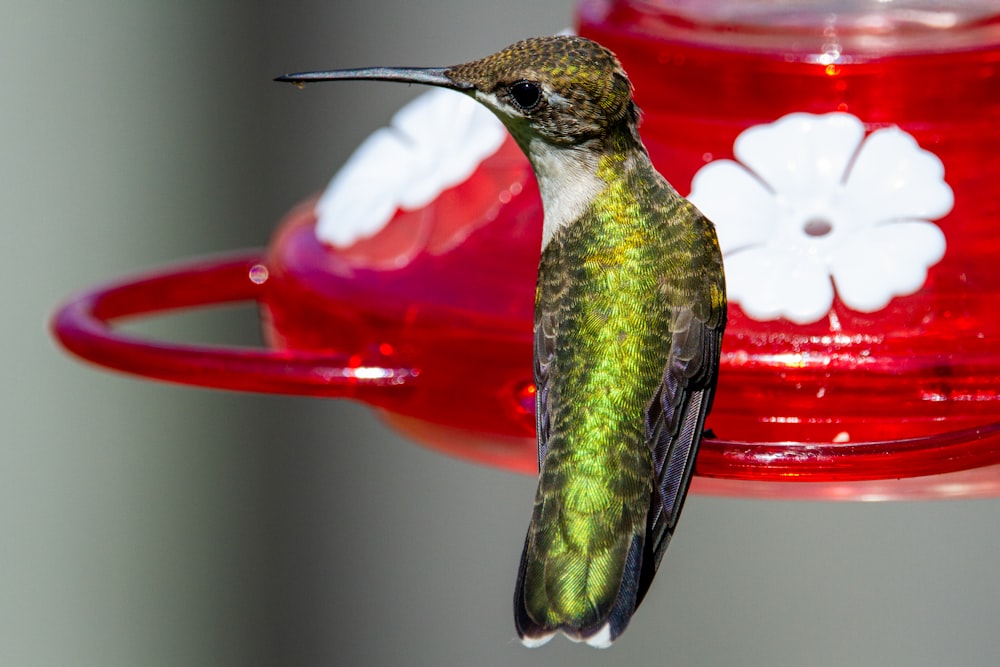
left=513, top=510, right=646, bottom=648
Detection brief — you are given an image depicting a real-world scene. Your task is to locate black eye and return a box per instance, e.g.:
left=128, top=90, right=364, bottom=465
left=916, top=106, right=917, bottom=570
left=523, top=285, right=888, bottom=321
left=509, top=80, right=542, bottom=110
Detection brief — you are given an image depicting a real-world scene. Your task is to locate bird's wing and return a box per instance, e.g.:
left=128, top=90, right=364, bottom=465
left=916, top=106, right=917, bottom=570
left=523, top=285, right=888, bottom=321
left=533, top=301, right=557, bottom=469
left=533, top=243, right=571, bottom=469
left=641, top=303, right=724, bottom=585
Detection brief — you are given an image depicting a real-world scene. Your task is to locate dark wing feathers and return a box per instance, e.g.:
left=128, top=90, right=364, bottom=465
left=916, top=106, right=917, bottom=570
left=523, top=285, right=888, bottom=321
left=641, top=305, right=723, bottom=597
left=533, top=304, right=558, bottom=469
left=602, top=532, right=645, bottom=643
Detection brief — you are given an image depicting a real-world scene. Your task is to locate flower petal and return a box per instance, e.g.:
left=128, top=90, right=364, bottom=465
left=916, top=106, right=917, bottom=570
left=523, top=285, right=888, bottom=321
left=315, top=89, right=506, bottom=248
left=393, top=89, right=506, bottom=209
left=842, top=127, right=954, bottom=227
left=829, top=220, right=946, bottom=312
left=394, top=88, right=505, bottom=157
left=726, top=246, right=834, bottom=324
left=735, top=112, right=865, bottom=197
left=315, top=128, right=414, bottom=246
left=688, top=160, right=779, bottom=255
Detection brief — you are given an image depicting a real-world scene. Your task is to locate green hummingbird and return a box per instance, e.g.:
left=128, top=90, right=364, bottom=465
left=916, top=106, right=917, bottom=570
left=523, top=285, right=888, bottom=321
left=277, top=35, right=726, bottom=648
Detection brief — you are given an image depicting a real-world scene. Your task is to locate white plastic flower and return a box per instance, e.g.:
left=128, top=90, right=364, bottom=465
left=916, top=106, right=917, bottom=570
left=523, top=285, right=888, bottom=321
left=315, top=87, right=506, bottom=247
left=689, top=112, right=953, bottom=324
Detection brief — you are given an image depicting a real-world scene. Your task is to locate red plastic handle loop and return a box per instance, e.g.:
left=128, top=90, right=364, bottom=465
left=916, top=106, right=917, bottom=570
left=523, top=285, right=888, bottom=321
left=51, top=251, right=418, bottom=398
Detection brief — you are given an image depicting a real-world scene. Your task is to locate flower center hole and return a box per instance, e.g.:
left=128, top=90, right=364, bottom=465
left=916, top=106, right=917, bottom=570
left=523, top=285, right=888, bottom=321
left=803, top=218, right=834, bottom=237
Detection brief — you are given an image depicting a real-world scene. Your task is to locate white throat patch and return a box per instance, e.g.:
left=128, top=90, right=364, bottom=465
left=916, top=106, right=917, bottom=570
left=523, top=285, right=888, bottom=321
left=528, top=139, right=605, bottom=249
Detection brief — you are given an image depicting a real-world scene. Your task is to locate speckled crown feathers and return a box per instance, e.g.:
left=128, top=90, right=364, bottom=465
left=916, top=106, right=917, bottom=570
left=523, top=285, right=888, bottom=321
left=445, top=36, right=636, bottom=135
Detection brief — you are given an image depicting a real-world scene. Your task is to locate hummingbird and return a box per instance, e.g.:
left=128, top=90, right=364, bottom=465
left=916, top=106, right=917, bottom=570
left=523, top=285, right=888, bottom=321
left=277, top=35, right=726, bottom=648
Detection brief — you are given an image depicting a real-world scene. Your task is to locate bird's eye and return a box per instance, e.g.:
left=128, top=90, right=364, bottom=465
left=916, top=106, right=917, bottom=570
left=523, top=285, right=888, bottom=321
left=509, top=81, right=542, bottom=110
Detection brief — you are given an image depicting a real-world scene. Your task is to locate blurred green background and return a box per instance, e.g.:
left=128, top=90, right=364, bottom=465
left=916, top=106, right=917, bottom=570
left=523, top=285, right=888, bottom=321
left=4, top=2, right=1000, bottom=665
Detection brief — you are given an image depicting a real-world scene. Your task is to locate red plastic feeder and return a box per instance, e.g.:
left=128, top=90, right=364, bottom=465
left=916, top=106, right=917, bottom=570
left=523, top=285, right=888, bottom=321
left=53, top=1, right=1000, bottom=499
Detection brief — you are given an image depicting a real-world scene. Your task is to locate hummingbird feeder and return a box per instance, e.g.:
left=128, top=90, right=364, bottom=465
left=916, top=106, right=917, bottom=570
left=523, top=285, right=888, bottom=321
left=53, top=0, right=1000, bottom=499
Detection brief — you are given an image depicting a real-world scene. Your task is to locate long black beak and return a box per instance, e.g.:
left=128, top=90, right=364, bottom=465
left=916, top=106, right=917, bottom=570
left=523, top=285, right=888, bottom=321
left=274, top=66, right=473, bottom=90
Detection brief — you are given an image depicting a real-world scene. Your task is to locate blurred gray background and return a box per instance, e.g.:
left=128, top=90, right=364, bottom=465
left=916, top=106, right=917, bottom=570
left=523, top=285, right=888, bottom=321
left=4, top=2, right=1000, bottom=665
